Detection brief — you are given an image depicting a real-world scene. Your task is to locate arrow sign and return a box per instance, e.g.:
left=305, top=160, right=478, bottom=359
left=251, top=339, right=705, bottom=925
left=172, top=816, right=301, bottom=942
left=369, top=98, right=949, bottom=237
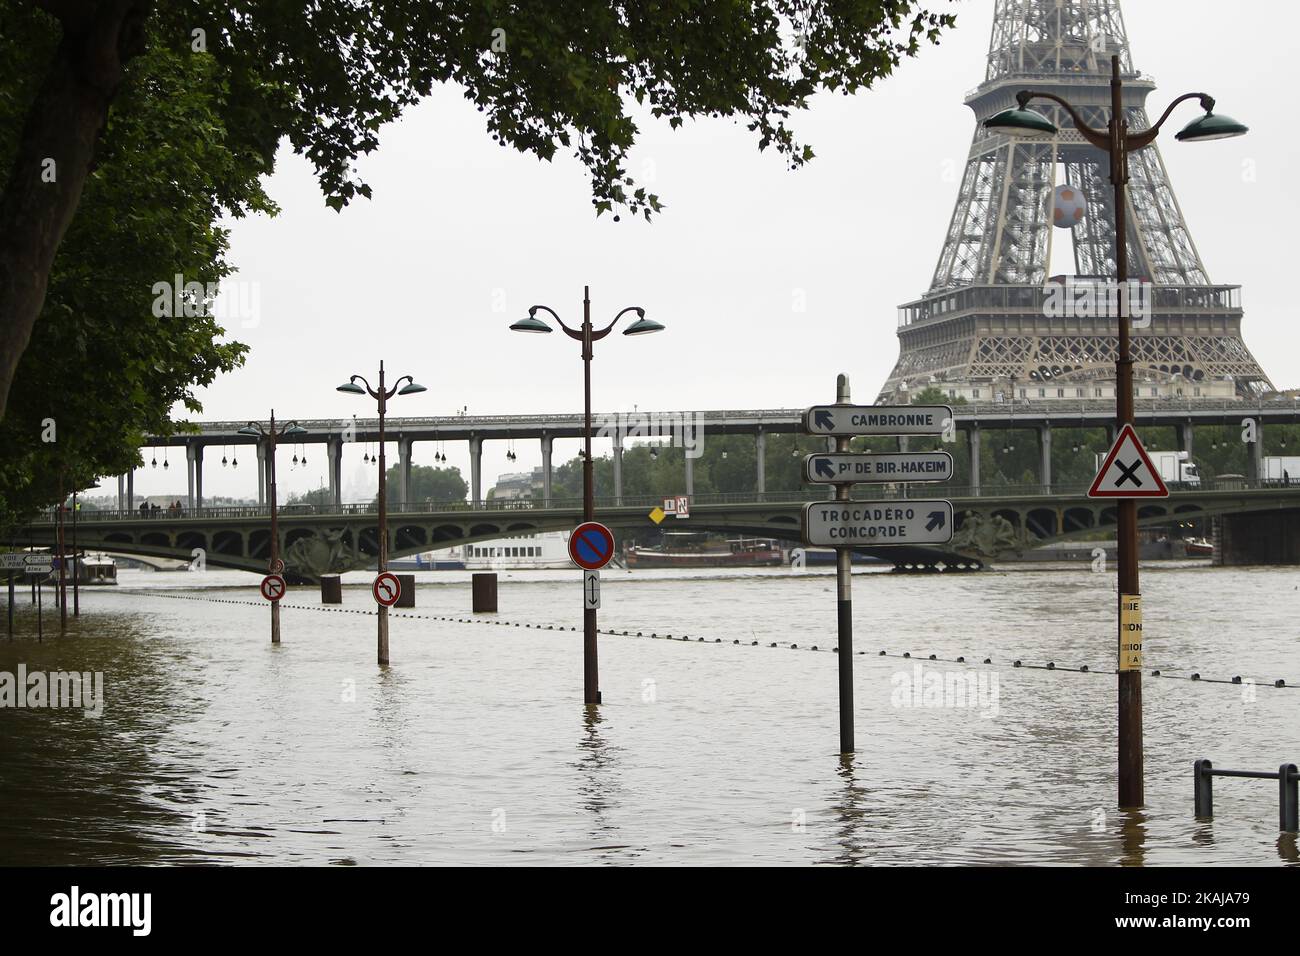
left=583, top=569, right=601, bottom=610
left=803, top=452, right=954, bottom=485
left=373, top=571, right=402, bottom=607
left=260, top=573, right=287, bottom=602
left=803, top=404, right=952, bottom=437
left=802, top=500, right=954, bottom=547
left=1088, top=424, right=1170, bottom=498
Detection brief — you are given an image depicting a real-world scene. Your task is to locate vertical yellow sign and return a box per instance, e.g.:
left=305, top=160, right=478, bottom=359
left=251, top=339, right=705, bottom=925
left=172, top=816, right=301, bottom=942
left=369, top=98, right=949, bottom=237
left=1119, top=593, right=1143, bottom=671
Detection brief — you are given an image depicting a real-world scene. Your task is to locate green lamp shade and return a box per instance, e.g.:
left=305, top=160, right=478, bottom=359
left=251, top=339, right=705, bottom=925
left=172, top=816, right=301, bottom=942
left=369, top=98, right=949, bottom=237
left=237, top=425, right=260, bottom=436
left=510, top=315, right=552, bottom=333
left=398, top=382, right=427, bottom=395
left=1175, top=112, right=1248, bottom=142
left=336, top=382, right=366, bottom=395
left=984, top=107, right=1057, bottom=138
left=623, top=316, right=665, bottom=336
left=285, top=424, right=308, bottom=436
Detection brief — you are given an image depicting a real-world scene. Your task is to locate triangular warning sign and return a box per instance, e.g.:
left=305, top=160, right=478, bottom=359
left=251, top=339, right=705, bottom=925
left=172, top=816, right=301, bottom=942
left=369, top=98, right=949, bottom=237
left=1088, top=424, right=1170, bottom=498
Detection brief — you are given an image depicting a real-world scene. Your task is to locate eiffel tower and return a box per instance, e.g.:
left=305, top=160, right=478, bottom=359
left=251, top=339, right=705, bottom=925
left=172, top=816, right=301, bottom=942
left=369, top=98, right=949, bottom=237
left=878, top=0, right=1271, bottom=404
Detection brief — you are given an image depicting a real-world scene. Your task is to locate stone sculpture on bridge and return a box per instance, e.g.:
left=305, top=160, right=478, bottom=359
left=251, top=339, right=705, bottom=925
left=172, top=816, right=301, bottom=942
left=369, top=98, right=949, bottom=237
left=282, top=527, right=357, bottom=580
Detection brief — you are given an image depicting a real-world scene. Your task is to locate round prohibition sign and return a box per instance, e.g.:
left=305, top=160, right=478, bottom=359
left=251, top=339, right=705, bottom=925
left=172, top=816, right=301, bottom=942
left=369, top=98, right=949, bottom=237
left=260, top=573, right=287, bottom=602
left=568, top=521, right=615, bottom=571
left=373, top=571, right=401, bottom=607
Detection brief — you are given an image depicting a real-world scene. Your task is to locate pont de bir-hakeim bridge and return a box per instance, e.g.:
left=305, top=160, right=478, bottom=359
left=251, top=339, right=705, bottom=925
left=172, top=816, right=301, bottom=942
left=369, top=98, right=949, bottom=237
left=20, top=400, right=1300, bottom=580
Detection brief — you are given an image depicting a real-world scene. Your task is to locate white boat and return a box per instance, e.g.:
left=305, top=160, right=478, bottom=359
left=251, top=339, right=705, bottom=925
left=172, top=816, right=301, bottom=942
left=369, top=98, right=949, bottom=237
left=464, top=531, right=573, bottom=570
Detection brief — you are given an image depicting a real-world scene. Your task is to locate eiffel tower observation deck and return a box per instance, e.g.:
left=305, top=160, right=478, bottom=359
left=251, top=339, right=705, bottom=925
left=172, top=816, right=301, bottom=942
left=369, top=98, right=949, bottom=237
left=878, top=0, right=1272, bottom=406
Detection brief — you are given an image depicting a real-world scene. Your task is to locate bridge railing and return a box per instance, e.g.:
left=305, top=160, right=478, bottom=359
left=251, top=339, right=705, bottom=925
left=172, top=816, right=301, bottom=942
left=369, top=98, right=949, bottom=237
left=26, top=476, right=1299, bottom=524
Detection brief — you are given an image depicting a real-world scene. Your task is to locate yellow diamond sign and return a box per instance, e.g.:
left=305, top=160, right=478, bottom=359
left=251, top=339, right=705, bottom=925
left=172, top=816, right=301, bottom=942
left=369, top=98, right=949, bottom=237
left=648, top=506, right=666, bottom=524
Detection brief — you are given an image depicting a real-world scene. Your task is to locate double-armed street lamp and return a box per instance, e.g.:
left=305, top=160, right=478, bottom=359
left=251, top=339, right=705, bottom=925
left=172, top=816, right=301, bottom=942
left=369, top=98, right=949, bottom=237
left=337, top=361, right=427, bottom=666
left=511, top=286, right=664, bottom=705
left=984, top=54, right=1247, bottom=810
left=239, top=412, right=308, bottom=644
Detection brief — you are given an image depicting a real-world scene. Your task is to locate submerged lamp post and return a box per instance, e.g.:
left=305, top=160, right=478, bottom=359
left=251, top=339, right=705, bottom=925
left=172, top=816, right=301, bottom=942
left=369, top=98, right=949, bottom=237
left=239, top=412, right=308, bottom=644
left=511, top=286, right=663, bottom=705
left=984, top=54, right=1246, bottom=810
left=336, top=362, right=426, bottom=666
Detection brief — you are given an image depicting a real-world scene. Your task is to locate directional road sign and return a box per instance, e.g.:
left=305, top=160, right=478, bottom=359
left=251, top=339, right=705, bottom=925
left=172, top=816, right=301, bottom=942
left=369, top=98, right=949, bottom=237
left=22, top=554, right=54, bottom=573
left=372, top=571, right=402, bottom=607
left=802, top=500, right=954, bottom=547
left=569, top=521, right=615, bottom=571
left=583, top=569, right=601, bottom=610
left=802, top=405, right=952, bottom=437
left=1088, top=424, right=1169, bottom=498
left=803, top=451, right=953, bottom=485
left=1, top=554, right=28, bottom=570
left=260, top=573, right=287, bottom=602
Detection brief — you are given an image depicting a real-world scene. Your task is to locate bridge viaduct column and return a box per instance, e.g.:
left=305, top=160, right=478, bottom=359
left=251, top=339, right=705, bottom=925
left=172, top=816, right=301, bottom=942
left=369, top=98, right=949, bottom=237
left=327, top=437, right=343, bottom=507
left=1246, top=420, right=1263, bottom=480
left=1177, top=421, right=1195, bottom=457
left=1038, top=424, right=1052, bottom=491
left=612, top=431, right=623, bottom=505
left=684, top=448, right=694, bottom=498
left=117, top=475, right=125, bottom=512
left=968, top=425, right=981, bottom=493
left=755, top=430, right=766, bottom=497
left=188, top=444, right=204, bottom=510
left=126, top=470, right=134, bottom=512
left=540, top=434, right=553, bottom=506
left=398, top=437, right=412, bottom=507
left=470, top=436, right=483, bottom=508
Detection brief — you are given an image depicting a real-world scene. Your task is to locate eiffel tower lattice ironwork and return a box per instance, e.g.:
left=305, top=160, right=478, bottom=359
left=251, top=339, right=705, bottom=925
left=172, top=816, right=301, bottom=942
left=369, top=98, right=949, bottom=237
left=878, top=0, right=1271, bottom=404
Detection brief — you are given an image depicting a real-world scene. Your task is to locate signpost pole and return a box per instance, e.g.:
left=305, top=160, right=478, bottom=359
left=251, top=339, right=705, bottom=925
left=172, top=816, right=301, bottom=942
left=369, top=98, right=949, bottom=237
left=834, top=374, right=854, bottom=755
left=7, top=571, right=13, bottom=640
left=269, top=411, right=281, bottom=646
left=581, top=287, right=599, bottom=706
left=1109, top=57, right=1143, bottom=810
left=377, top=364, right=390, bottom=667
left=56, top=497, right=67, bottom=629
left=71, top=491, right=79, bottom=617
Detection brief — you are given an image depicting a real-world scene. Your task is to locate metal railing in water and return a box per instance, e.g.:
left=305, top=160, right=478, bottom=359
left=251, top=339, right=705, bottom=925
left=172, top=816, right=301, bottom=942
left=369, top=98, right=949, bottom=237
left=25, top=478, right=1300, bottom=523
left=1194, top=759, right=1299, bottom=833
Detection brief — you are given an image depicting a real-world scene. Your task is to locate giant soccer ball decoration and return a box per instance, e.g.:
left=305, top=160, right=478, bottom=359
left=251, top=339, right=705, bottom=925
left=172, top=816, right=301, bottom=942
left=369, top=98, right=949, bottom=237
left=1052, top=184, right=1086, bottom=228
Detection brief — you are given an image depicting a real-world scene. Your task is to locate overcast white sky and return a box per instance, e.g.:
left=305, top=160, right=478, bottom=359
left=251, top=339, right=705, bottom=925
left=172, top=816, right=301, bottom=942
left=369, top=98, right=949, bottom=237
left=110, top=0, right=1300, bottom=504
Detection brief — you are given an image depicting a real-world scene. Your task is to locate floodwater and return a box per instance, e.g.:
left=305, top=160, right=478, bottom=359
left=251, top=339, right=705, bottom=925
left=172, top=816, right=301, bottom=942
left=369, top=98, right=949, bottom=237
left=0, top=561, right=1296, bottom=866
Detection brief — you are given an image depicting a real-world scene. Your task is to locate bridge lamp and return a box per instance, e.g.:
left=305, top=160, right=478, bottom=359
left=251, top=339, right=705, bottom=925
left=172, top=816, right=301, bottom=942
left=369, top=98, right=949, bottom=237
left=509, top=288, right=662, bottom=706
left=986, top=59, right=1248, bottom=811
left=983, top=105, right=1057, bottom=138
left=509, top=312, right=552, bottom=334
left=622, top=312, right=664, bottom=336
left=336, top=382, right=366, bottom=395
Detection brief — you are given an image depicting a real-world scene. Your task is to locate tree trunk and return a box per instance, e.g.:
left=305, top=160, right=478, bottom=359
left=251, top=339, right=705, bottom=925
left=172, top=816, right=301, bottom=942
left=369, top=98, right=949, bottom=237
left=0, top=0, right=150, bottom=420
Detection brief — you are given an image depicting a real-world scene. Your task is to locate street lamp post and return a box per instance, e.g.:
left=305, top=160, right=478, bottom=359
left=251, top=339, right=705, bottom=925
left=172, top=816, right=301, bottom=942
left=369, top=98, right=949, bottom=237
left=239, top=412, right=307, bottom=644
left=337, top=361, right=426, bottom=666
left=511, top=286, right=663, bottom=705
left=985, top=55, right=1247, bottom=809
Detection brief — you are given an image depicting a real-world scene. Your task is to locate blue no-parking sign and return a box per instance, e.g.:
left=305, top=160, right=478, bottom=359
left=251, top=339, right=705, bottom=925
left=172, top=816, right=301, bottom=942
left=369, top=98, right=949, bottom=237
left=568, top=522, right=615, bottom=571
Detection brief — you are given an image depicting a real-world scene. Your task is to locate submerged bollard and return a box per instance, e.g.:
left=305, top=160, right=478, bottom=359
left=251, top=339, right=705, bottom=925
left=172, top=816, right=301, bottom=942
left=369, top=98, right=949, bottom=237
left=472, top=572, right=498, bottom=613
left=320, top=575, right=342, bottom=605
left=394, top=573, right=415, bottom=608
